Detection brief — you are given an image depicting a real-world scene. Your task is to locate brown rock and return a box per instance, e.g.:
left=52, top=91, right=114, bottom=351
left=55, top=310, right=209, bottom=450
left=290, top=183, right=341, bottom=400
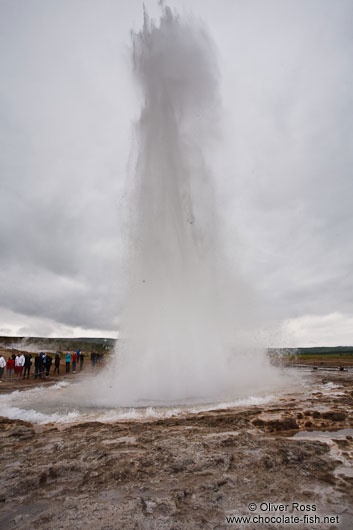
left=321, top=411, right=347, bottom=422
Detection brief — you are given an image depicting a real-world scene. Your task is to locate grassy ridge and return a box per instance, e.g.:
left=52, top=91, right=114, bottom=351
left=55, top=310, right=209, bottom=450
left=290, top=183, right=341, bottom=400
left=0, top=336, right=116, bottom=353
left=268, top=346, right=353, bottom=361
left=1, top=337, right=353, bottom=357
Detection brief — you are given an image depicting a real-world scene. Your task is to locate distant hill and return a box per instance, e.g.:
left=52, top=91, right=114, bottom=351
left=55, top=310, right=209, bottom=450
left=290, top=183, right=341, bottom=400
left=269, top=346, right=353, bottom=356
left=1, top=337, right=352, bottom=356
left=0, top=336, right=116, bottom=353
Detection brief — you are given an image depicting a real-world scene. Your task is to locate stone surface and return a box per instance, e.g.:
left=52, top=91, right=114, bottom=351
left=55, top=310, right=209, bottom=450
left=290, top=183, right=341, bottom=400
left=0, top=371, right=352, bottom=529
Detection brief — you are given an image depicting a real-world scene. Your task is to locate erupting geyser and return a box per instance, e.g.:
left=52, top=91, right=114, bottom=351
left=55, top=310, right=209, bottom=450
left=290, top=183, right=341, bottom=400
left=100, top=6, right=280, bottom=405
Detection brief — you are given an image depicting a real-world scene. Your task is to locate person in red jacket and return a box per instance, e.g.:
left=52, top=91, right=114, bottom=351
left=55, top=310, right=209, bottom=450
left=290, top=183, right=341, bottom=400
left=6, top=357, right=15, bottom=381
left=72, top=351, right=78, bottom=373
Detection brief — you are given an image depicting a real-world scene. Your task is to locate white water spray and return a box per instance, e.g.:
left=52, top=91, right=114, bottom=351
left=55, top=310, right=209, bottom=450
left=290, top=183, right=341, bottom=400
left=99, top=6, right=281, bottom=405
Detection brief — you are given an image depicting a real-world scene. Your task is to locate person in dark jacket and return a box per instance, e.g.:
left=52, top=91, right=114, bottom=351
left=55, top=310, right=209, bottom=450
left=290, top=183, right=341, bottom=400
left=41, top=352, right=47, bottom=372
left=45, top=355, right=53, bottom=378
left=91, top=351, right=96, bottom=369
left=23, top=353, right=32, bottom=379
left=54, top=352, right=61, bottom=374
left=79, top=352, right=85, bottom=371
left=34, top=353, right=43, bottom=379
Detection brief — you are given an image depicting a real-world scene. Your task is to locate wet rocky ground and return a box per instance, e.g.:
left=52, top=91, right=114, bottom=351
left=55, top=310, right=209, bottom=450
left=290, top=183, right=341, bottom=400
left=0, top=370, right=352, bottom=529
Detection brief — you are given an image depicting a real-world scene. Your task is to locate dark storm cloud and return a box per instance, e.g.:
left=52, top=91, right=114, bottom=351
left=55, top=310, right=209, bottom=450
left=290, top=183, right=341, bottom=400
left=0, top=0, right=352, bottom=344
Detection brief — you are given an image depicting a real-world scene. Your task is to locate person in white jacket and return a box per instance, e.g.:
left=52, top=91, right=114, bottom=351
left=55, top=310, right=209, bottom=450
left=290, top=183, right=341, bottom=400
left=18, top=353, right=25, bottom=377
left=15, top=354, right=20, bottom=377
left=0, top=354, right=5, bottom=382
left=15, top=353, right=25, bottom=378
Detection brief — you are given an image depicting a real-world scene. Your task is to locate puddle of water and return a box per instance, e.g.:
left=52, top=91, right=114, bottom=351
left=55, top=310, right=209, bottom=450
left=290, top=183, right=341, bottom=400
left=102, top=436, right=136, bottom=445
left=336, top=465, right=353, bottom=478
left=293, top=428, right=353, bottom=440
left=204, top=430, right=240, bottom=438
left=291, top=428, right=353, bottom=482
left=98, top=489, right=124, bottom=502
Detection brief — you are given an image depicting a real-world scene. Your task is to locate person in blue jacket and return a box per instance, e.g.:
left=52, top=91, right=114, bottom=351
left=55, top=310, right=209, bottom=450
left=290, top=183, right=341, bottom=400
left=65, top=352, right=71, bottom=373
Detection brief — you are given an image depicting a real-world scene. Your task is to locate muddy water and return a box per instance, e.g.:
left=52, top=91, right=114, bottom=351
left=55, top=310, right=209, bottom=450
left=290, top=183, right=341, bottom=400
left=0, top=367, right=315, bottom=424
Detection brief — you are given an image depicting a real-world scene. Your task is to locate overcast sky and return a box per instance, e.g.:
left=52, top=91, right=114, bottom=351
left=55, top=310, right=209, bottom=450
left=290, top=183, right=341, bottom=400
left=1, top=0, right=352, bottom=346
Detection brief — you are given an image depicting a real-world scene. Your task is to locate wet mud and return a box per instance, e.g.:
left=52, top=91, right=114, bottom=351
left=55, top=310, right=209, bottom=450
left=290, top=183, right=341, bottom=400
left=0, top=370, right=352, bottom=529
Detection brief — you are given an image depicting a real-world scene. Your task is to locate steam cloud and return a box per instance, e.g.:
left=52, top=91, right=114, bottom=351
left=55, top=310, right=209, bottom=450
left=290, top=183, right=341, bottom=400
left=97, top=6, right=281, bottom=405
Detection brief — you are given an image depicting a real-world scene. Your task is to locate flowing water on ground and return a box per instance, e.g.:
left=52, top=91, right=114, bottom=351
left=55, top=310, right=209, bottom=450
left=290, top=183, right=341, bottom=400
left=0, top=368, right=321, bottom=424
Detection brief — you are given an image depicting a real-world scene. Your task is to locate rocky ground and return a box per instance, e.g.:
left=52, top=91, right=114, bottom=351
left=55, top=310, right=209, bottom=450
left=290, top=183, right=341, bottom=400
left=0, top=369, right=352, bottom=530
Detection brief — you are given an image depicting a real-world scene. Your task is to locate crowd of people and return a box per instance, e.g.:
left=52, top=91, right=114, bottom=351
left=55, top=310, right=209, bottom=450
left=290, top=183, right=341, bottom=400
left=0, top=350, right=105, bottom=382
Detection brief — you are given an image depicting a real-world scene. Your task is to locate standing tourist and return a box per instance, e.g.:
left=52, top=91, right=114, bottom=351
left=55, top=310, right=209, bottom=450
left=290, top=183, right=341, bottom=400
left=0, top=354, right=6, bottom=382
left=18, top=352, right=25, bottom=377
left=91, top=351, right=96, bottom=369
left=41, top=352, right=47, bottom=374
left=54, top=352, right=61, bottom=375
left=72, top=351, right=78, bottom=373
left=79, top=352, right=85, bottom=371
left=65, top=352, right=71, bottom=373
left=15, top=354, right=20, bottom=378
left=34, top=353, right=43, bottom=379
left=6, top=356, right=15, bottom=381
left=23, top=353, right=32, bottom=379
left=45, top=354, right=53, bottom=378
